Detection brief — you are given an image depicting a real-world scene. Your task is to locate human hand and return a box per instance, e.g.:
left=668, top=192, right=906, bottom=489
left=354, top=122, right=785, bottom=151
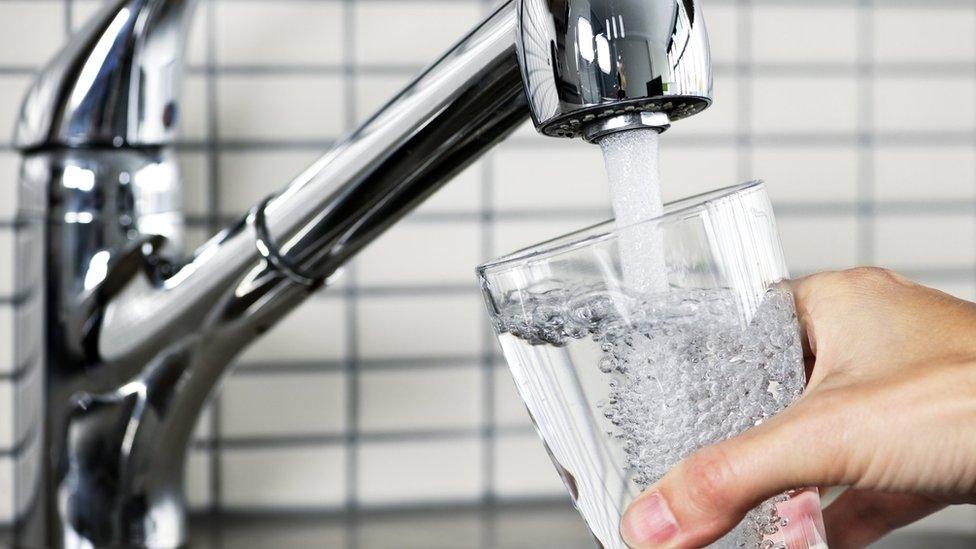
left=620, top=268, right=976, bottom=548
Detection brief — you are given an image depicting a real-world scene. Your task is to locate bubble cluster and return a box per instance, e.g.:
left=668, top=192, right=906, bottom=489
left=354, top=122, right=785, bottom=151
left=494, top=285, right=806, bottom=548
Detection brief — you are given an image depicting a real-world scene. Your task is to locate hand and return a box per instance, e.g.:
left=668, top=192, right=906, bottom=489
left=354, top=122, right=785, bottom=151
left=620, top=268, right=976, bottom=548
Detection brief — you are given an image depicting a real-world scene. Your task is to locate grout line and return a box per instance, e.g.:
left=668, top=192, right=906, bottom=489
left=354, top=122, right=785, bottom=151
left=63, top=0, right=72, bottom=34
left=735, top=0, right=752, bottom=183
left=127, top=199, right=976, bottom=228
left=181, top=61, right=976, bottom=78
left=479, top=130, right=496, bottom=508
left=341, top=0, right=361, bottom=520
left=188, top=494, right=571, bottom=520
left=857, top=0, right=876, bottom=266
left=234, top=356, right=488, bottom=375
left=203, top=0, right=223, bottom=513
left=191, top=425, right=535, bottom=452
left=477, top=0, right=501, bottom=517
left=45, top=131, right=976, bottom=152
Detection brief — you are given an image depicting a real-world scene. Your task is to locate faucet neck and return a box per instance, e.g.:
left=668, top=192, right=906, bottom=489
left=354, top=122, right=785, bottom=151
left=15, top=0, right=200, bottom=150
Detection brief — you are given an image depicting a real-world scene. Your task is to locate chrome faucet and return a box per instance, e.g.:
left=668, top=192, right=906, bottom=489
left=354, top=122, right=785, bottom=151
left=11, top=0, right=711, bottom=546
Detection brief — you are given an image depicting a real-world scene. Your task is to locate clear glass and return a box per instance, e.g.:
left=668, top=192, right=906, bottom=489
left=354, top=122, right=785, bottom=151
left=478, top=182, right=828, bottom=548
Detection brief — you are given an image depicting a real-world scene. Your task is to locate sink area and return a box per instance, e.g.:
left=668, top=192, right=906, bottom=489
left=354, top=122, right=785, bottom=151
left=2, top=502, right=974, bottom=548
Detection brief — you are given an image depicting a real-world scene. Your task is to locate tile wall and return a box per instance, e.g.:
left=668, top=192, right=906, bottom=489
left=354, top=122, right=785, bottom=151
left=0, top=0, right=975, bottom=534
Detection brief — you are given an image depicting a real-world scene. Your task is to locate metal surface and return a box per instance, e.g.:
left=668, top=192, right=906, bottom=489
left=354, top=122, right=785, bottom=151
left=518, top=0, right=712, bottom=138
left=12, top=0, right=711, bottom=547
left=582, top=112, right=672, bottom=143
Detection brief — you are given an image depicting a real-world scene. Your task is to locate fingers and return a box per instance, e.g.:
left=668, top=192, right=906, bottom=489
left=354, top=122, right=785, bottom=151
left=620, top=399, right=845, bottom=548
left=823, top=489, right=945, bottom=548
left=785, top=274, right=822, bottom=363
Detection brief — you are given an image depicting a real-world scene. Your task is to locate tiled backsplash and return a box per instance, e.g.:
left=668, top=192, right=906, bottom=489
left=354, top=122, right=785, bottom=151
left=1, top=0, right=976, bottom=534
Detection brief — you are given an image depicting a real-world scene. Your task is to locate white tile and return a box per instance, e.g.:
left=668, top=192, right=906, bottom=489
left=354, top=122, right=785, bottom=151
left=0, top=76, right=33, bottom=145
left=358, top=437, right=482, bottom=505
left=778, top=215, right=859, bottom=275
left=216, top=75, right=345, bottom=140
left=71, top=0, right=108, bottom=29
left=492, top=218, right=606, bottom=259
left=355, top=2, right=483, bottom=66
left=751, top=76, right=858, bottom=134
left=493, top=433, right=565, bottom=498
left=678, top=74, right=738, bottom=135
left=359, top=366, right=482, bottom=433
left=185, top=448, right=212, bottom=510
left=874, top=77, right=975, bottom=133
left=240, top=297, right=347, bottom=363
left=218, top=150, right=323, bottom=216
left=902, top=505, right=976, bottom=534
left=180, top=74, right=208, bottom=142
left=875, top=7, right=976, bottom=64
left=222, top=445, right=346, bottom=509
left=179, top=151, right=209, bottom=217
left=0, top=230, right=13, bottom=297
left=658, top=146, right=738, bottom=203
left=0, top=2, right=64, bottom=67
left=874, top=214, right=976, bottom=270
left=703, top=4, right=738, bottom=65
left=752, top=147, right=859, bottom=203
left=0, top=382, right=11, bottom=451
left=357, top=295, right=482, bottom=359
left=0, top=308, right=12, bottom=373
left=354, top=74, right=415, bottom=126
left=0, top=152, right=18, bottom=220
left=192, top=404, right=213, bottom=443
left=752, top=5, right=857, bottom=64
left=13, top=297, right=41, bottom=376
left=494, top=365, right=531, bottom=428
left=216, top=1, right=343, bottom=66
left=0, top=456, right=11, bottom=524
left=511, top=119, right=542, bottom=141
left=184, top=1, right=208, bottom=66
left=14, top=436, right=41, bottom=519
left=873, top=146, right=976, bottom=202
left=14, top=361, right=41, bottom=446
left=414, top=160, right=482, bottom=214
left=356, top=221, right=481, bottom=286
left=493, top=143, right=609, bottom=212
left=221, top=372, right=346, bottom=437
left=184, top=227, right=214, bottom=255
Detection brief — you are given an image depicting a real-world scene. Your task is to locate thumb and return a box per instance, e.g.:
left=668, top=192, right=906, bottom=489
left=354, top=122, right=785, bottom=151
left=620, top=397, right=841, bottom=548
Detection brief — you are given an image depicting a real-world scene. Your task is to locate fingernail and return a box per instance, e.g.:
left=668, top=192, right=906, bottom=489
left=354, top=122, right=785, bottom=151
left=621, top=492, right=679, bottom=547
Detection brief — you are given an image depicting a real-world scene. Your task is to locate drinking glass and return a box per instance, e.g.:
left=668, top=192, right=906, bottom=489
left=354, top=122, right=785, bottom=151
left=478, top=182, right=827, bottom=548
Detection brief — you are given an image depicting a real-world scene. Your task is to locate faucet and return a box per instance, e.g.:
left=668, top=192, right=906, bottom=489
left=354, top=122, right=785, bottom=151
left=11, top=0, right=711, bottom=546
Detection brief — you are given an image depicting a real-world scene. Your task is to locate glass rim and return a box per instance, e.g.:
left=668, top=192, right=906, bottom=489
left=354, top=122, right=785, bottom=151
left=477, top=180, right=766, bottom=276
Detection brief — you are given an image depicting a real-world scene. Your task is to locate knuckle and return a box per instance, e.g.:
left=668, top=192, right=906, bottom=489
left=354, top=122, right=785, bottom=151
left=679, top=446, right=737, bottom=514
left=839, top=267, right=908, bottom=290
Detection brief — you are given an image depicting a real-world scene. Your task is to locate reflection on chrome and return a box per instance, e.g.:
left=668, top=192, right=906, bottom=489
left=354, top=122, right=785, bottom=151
left=12, top=0, right=711, bottom=547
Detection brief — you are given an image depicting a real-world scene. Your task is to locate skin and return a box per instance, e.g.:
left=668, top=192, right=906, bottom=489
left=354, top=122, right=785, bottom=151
left=619, top=267, right=976, bottom=548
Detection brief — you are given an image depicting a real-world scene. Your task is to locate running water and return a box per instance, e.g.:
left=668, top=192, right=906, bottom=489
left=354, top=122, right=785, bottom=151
left=599, top=129, right=668, bottom=294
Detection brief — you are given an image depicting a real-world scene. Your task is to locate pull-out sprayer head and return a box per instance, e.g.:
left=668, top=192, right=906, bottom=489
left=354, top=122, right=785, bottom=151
left=517, top=0, right=712, bottom=143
